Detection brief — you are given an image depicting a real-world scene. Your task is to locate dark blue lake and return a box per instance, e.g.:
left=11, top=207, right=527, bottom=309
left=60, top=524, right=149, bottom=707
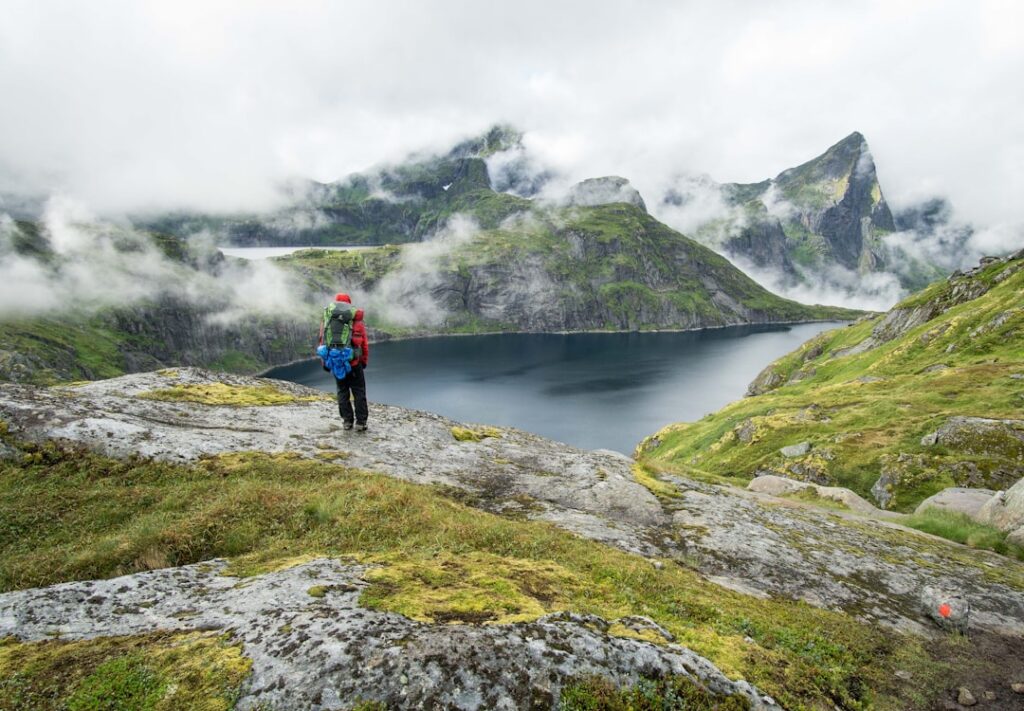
left=267, top=323, right=841, bottom=454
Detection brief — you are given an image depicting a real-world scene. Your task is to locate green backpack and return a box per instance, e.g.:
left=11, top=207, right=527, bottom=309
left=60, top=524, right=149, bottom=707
left=322, top=302, right=362, bottom=360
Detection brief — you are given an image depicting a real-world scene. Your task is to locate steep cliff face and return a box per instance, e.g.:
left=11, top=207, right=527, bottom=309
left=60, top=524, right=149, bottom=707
left=0, top=298, right=315, bottom=385
left=658, top=132, right=954, bottom=297
left=690, top=133, right=902, bottom=279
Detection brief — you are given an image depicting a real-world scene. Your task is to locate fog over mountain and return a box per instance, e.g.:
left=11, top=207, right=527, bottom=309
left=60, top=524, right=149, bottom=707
left=0, top=0, right=1022, bottom=237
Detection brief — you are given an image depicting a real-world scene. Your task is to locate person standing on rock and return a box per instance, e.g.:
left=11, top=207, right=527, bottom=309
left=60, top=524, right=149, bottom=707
left=317, top=293, right=370, bottom=431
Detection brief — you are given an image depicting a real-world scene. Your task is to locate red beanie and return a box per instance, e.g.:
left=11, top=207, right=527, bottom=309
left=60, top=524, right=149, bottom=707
left=335, top=293, right=351, bottom=303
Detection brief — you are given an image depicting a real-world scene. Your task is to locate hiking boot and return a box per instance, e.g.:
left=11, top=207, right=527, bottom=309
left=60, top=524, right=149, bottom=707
left=356, top=422, right=368, bottom=432
left=343, top=421, right=354, bottom=430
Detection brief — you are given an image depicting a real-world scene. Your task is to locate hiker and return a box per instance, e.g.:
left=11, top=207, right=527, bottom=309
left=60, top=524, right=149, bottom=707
left=317, top=293, right=370, bottom=431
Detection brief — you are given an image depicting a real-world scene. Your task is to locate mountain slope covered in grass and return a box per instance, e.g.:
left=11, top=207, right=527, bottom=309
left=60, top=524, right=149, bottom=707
left=638, top=249, right=1024, bottom=512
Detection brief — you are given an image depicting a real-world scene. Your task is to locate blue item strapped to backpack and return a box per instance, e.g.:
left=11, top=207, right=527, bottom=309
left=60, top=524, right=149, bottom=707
left=317, top=344, right=353, bottom=379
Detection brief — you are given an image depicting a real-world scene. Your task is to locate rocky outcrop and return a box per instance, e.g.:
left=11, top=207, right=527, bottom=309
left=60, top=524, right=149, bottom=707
left=977, top=478, right=1024, bottom=533
left=747, top=474, right=883, bottom=515
left=0, top=558, right=776, bottom=710
left=1, top=368, right=1022, bottom=640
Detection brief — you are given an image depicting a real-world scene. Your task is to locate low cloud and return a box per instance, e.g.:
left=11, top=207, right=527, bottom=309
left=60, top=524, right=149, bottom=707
left=355, top=214, right=482, bottom=328
left=0, top=198, right=311, bottom=324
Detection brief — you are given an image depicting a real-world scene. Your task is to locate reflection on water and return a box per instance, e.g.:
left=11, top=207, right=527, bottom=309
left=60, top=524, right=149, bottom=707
left=267, top=322, right=844, bottom=454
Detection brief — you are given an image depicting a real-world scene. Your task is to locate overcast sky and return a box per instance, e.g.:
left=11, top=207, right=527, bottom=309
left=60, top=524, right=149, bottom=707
left=1, top=0, right=1022, bottom=227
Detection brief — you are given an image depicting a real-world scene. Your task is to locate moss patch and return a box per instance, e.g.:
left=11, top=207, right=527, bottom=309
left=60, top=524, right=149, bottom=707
left=361, top=552, right=582, bottom=624
left=0, top=631, right=250, bottom=711
left=904, top=508, right=1024, bottom=560
left=451, top=425, right=503, bottom=442
left=137, top=382, right=322, bottom=407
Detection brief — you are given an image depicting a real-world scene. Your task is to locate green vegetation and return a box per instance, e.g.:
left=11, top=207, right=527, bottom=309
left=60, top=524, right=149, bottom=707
left=639, top=257, right=1024, bottom=521
left=137, top=382, right=325, bottom=407
left=0, top=318, right=129, bottom=385
left=451, top=425, right=503, bottom=442
left=0, top=631, right=250, bottom=711
left=558, top=674, right=750, bottom=711
left=0, top=442, right=987, bottom=709
left=904, top=508, right=1024, bottom=559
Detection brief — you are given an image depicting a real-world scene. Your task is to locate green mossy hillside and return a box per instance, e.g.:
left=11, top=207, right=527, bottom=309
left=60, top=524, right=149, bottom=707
left=638, top=254, right=1024, bottom=515
left=278, top=203, right=861, bottom=338
left=0, top=443, right=973, bottom=710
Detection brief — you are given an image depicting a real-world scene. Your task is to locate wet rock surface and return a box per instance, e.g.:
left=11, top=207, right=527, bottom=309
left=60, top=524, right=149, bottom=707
left=1, top=368, right=1023, bottom=640
left=0, top=559, right=777, bottom=710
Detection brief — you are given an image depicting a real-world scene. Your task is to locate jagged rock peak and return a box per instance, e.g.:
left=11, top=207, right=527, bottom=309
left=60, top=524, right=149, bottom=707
left=566, top=176, right=648, bottom=213
left=774, top=130, right=875, bottom=186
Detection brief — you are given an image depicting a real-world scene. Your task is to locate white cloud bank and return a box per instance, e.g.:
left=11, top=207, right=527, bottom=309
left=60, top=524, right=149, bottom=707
left=0, top=0, right=1022, bottom=233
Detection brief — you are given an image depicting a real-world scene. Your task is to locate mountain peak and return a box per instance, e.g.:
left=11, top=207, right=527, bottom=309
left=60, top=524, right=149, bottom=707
left=774, top=131, right=873, bottom=187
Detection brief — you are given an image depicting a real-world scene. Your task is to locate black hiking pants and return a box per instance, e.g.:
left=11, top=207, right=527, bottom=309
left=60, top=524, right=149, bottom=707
left=335, top=365, right=368, bottom=425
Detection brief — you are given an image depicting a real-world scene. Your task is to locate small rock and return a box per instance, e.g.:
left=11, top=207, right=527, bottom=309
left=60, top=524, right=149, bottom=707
left=1012, top=682, right=1024, bottom=694
left=957, top=686, right=977, bottom=706
left=894, top=670, right=912, bottom=681
left=1010, top=373, right=1024, bottom=380
left=923, top=364, right=950, bottom=373
left=651, top=560, right=664, bottom=570
left=780, top=442, right=811, bottom=458
left=982, top=690, right=996, bottom=701
left=920, top=586, right=970, bottom=634
left=920, top=432, right=939, bottom=447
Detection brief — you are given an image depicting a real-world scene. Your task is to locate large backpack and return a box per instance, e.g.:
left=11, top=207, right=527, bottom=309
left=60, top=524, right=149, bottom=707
left=322, top=302, right=363, bottom=361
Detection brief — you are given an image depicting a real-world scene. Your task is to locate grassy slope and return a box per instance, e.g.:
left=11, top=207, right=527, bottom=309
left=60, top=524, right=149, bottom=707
left=0, top=441, right=978, bottom=711
left=638, top=257, right=1024, bottom=515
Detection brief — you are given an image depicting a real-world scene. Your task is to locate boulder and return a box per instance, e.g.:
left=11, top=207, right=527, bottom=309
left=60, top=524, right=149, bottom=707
left=976, top=478, right=1024, bottom=532
left=747, top=475, right=879, bottom=514
left=871, top=470, right=897, bottom=510
left=913, top=487, right=998, bottom=519
left=780, top=441, right=811, bottom=458
left=920, top=586, right=970, bottom=634
left=932, top=417, right=1024, bottom=458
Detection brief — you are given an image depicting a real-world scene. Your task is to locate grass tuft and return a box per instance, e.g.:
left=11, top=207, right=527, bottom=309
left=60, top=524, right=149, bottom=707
left=904, top=508, right=1024, bottom=560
